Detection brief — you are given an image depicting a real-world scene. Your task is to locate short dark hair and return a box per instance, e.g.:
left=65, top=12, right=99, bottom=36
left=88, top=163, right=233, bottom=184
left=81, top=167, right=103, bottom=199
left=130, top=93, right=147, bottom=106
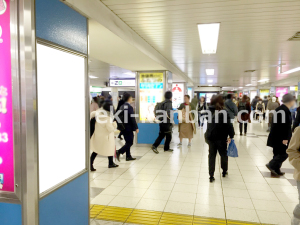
left=123, top=92, right=131, bottom=102
left=102, top=101, right=113, bottom=112
left=227, top=94, right=232, bottom=99
left=184, top=95, right=190, bottom=99
left=165, top=91, right=172, bottom=100
left=264, top=96, right=267, bottom=99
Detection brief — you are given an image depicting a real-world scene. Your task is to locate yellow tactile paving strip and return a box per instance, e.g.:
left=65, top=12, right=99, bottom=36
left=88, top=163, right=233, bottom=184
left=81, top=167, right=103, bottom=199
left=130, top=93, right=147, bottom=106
left=90, top=204, right=272, bottom=225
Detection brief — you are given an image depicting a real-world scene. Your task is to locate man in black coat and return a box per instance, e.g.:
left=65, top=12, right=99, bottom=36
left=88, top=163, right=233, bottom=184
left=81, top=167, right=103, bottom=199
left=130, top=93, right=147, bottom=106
left=116, top=93, right=138, bottom=161
left=116, top=95, right=125, bottom=140
left=151, top=91, right=174, bottom=154
left=266, top=94, right=295, bottom=176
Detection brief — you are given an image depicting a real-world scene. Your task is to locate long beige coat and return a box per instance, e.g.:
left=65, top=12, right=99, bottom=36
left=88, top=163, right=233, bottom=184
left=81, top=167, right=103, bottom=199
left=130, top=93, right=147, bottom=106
left=90, top=110, right=117, bottom=156
left=287, top=127, right=300, bottom=181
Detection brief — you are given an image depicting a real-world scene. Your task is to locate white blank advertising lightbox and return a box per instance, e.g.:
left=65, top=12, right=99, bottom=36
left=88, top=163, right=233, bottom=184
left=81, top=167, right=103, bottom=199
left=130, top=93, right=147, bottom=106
left=37, top=44, right=86, bottom=194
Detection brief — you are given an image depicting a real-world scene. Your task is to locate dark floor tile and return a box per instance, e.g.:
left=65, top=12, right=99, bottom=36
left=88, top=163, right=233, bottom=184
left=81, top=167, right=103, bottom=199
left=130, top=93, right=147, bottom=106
left=288, top=179, right=297, bottom=186
left=281, top=168, right=294, bottom=174
left=260, top=171, right=285, bottom=179
left=90, top=187, right=105, bottom=198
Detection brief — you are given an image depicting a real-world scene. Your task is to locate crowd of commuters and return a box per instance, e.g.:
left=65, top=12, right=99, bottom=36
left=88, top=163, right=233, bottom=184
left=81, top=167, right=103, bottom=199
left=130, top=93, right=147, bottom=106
left=89, top=89, right=300, bottom=224
left=90, top=92, right=137, bottom=171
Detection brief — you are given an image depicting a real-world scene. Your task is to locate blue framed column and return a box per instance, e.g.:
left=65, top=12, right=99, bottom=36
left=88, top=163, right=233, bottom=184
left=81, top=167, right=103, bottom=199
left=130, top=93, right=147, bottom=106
left=35, top=0, right=89, bottom=224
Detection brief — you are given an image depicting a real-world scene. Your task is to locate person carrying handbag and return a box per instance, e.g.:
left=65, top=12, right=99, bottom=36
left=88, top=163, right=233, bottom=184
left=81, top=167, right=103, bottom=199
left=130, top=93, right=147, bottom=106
left=178, top=95, right=196, bottom=147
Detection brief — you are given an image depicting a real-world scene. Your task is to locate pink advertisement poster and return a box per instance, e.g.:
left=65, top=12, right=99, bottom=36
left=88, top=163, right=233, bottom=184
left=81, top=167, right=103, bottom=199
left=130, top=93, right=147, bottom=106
left=0, top=0, right=14, bottom=192
left=276, top=87, right=289, bottom=104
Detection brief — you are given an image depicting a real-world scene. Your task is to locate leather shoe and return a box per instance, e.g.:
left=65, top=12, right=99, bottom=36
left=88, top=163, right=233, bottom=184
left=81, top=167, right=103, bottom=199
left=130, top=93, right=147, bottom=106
left=109, top=163, right=119, bottom=168
left=209, top=177, right=215, bottom=183
left=151, top=146, right=159, bottom=154
left=126, top=157, right=136, bottom=161
left=277, top=171, right=285, bottom=176
left=266, top=164, right=279, bottom=176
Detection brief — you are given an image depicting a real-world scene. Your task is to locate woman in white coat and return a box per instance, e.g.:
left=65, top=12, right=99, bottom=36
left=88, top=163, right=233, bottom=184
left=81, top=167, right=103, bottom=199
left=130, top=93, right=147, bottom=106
left=90, top=102, right=118, bottom=171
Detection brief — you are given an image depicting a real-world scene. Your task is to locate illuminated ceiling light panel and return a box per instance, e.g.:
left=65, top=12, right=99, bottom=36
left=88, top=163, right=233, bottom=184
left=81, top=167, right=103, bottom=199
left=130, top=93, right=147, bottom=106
left=123, top=72, right=135, bottom=76
left=245, top=84, right=252, bottom=86
left=198, top=23, right=220, bottom=54
left=206, top=69, right=214, bottom=75
left=89, top=75, right=98, bottom=79
left=258, top=79, right=269, bottom=82
left=207, top=79, right=213, bottom=83
left=208, top=85, right=213, bottom=86
left=282, top=67, right=300, bottom=75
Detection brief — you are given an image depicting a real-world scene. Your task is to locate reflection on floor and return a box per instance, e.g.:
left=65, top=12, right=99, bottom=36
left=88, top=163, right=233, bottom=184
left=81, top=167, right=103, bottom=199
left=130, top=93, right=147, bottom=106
left=90, top=122, right=296, bottom=225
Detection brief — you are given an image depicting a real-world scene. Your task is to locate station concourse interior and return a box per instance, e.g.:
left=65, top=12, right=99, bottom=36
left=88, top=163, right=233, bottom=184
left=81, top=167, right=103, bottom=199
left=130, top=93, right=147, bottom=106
left=1, top=0, right=300, bottom=225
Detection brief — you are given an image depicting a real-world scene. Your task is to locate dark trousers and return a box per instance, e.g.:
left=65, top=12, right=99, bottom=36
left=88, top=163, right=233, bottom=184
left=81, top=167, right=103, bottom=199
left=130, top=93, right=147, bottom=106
left=198, top=112, right=206, bottom=127
left=269, top=145, right=288, bottom=172
left=90, top=152, right=114, bottom=168
left=208, top=140, right=228, bottom=177
left=239, top=122, right=248, bottom=134
left=153, top=124, right=172, bottom=150
left=118, top=131, right=134, bottom=157
left=118, top=130, right=123, bottom=139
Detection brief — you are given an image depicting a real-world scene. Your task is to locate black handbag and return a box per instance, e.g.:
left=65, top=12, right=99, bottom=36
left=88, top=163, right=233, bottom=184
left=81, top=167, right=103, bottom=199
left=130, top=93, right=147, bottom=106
left=90, top=117, right=96, bottom=138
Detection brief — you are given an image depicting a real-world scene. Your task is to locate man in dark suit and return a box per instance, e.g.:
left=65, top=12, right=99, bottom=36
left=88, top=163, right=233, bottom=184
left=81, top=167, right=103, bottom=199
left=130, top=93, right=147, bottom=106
left=151, top=91, right=174, bottom=154
left=266, top=94, right=295, bottom=176
left=116, top=93, right=138, bottom=161
left=116, top=95, right=125, bottom=140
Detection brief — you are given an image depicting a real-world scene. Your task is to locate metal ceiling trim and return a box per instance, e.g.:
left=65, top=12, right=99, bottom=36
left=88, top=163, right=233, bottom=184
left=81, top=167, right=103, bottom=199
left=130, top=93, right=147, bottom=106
left=62, top=0, right=194, bottom=86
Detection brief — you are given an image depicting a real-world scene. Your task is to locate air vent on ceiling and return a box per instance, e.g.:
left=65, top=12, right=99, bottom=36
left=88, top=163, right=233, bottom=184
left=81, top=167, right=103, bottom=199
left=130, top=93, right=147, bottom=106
left=244, top=70, right=256, bottom=73
left=288, top=32, right=300, bottom=41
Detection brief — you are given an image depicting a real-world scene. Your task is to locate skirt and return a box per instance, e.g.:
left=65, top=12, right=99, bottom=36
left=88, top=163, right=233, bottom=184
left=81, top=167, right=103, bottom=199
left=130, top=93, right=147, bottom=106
left=179, top=122, right=194, bottom=139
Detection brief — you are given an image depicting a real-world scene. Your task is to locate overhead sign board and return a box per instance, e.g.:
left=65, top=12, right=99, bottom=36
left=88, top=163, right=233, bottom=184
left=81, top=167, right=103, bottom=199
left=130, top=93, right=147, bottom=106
left=110, top=79, right=136, bottom=87
left=0, top=0, right=15, bottom=192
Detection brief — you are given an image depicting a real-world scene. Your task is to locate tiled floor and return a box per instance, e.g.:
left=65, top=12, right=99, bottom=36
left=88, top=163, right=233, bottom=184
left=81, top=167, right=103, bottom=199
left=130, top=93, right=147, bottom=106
left=90, top=122, right=297, bottom=225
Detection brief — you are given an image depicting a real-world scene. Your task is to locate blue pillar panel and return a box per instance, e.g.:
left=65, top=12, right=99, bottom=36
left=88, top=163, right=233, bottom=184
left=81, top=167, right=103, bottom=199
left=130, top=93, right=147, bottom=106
left=0, top=202, right=22, bottom=225
left=137, top=123, right=164, bottom=144
left=36, top=0, right=87, bottom=54
left=39, top=172, right=89, bottom=225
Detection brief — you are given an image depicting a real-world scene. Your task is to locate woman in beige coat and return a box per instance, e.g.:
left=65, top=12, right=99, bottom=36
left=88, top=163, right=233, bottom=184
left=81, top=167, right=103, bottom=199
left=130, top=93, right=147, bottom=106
left=90, top=102, right=118, bottom=171
left=287, top=127, right=300, bottom=225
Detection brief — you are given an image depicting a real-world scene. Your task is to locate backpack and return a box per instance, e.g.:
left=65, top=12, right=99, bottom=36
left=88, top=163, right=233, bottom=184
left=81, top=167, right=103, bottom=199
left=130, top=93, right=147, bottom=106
left=238, top=102, right=246, bottom=111
left=154, top=101, right=166, bottom=121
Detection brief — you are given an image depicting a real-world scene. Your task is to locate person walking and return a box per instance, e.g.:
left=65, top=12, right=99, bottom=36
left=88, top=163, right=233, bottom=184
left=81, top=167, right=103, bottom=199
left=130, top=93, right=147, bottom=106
left=90, top=102, right=119, bottom=171
left=151, top=91, right=173, bottom=153
left=251, top=96, right=259, bottom=119
left=292, top=105, right=300, bottom=132
left=263, top=96, right=269, bottom=120
left=205, top=95, right=235, bottom=183
left=287, top=127, right=300, bottom=225
left=116, top=94, right=126, bottom=140
left=266, top=93, right=295, bottom=176
left=178, top=95, right=196, bottom=147
left=225, top=94, right=238, bottom=123
left=255, top=98, right=265, bottom=122
left=266, top=96, right=280, bottom=132
left=237, top=95, right=251, bottom=135
left=198, top=97, right=208, bottom=128
left=116, top=93, right=138, bottom=161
